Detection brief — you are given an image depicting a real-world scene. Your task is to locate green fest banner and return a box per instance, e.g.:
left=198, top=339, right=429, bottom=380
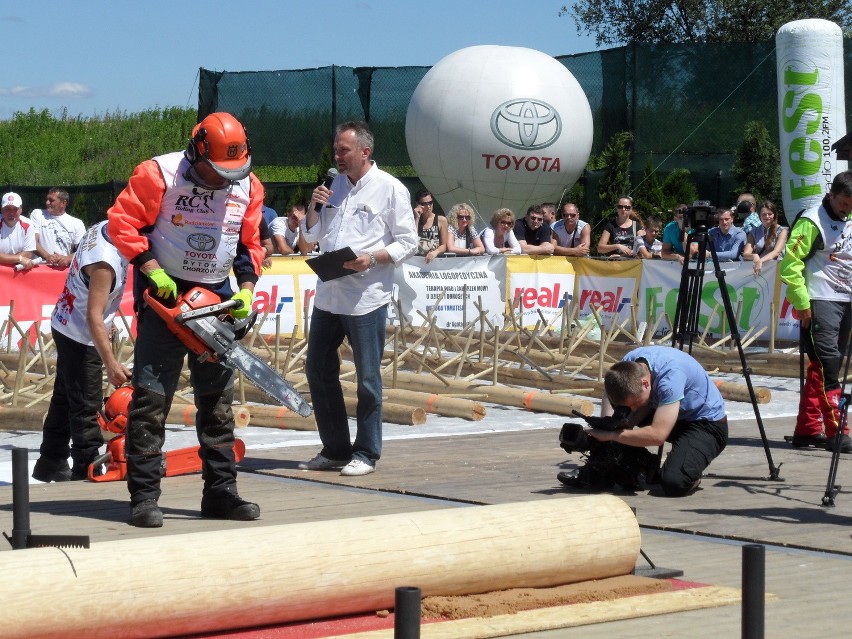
left=636, top=258, right=794, bottom=340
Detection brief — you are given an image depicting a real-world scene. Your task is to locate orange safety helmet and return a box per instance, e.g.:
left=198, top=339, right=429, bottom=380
left=97, top=386, right=134, bottom=434
left=185, top=112, right=252, bottom=181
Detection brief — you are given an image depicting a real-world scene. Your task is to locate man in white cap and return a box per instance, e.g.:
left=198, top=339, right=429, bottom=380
left=0, top=192, right=36, bottom=270
left=29, top=187, right=86, bottom=269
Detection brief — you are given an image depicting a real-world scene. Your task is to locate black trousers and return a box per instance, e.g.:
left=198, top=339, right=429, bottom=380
left=39, top=329, right=105, bottom=473
left=659, top=417, right=728, bottom=496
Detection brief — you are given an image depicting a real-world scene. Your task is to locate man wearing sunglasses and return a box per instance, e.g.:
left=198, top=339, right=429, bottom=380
left=513, top=204, right=555, bottom=255
left=552, top=203, right=590, bottom=257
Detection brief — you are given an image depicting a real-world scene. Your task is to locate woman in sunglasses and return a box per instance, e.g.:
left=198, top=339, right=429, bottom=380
left=413, top=189, right=447, bottom=263
left=597, top=196, right=643, bottom=258
left=481, top=208, right=521, bottom=255
left=446, top=203, right=485, bottom=256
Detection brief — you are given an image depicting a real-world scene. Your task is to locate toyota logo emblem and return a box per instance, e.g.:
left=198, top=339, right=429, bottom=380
left=490, top=99, right=562, bottom=151
left=187, top=233, right=217, bottom=251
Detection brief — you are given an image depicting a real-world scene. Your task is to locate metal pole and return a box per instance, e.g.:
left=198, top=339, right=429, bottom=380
left=10, top=447, right=31, bottom=550
left=742, top=544, right=765, bottom=639
left=394, top=586, right=421, bottom=639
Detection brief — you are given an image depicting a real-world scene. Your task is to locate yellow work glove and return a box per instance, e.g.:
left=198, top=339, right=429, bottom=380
left=230, top=289, right=253, bottom=319
left=147, top=268, right=177, bottom=300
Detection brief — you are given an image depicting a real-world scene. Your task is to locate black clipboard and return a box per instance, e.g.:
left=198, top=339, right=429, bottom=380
left=305, top=247, right=359, bottom=281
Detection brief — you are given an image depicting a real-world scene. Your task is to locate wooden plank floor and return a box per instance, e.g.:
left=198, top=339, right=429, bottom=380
left=2, top=413, right=852, bottom=637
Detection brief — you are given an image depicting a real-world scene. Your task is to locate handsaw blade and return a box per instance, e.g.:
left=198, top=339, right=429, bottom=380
left=225, top=344, right=313, bottom=417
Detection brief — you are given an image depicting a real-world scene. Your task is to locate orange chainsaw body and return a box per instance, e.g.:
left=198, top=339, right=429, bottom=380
left=89, top=436, right=246, bottom=482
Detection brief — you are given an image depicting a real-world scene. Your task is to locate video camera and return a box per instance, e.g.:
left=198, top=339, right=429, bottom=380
left=684, top=200, right=714, bottom=230
left=559, top=409, right=630, bottom=454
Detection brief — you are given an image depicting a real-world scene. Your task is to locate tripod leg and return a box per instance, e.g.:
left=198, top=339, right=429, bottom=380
left=822, top=394, right=848, bottom=506
left=821, top=302, right=852, bottom=505
left=706, top=241, right=782, bottom=480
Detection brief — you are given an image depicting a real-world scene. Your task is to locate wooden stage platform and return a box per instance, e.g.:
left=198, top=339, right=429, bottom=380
left=2, top=415, right=852, bottom=637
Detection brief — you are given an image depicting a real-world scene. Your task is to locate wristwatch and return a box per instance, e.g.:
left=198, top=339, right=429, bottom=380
left=368, top=252, right=377, bottom=269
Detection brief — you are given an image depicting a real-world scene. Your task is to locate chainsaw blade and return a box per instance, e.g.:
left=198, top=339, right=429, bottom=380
left=225, top=344, right=312, bottom=417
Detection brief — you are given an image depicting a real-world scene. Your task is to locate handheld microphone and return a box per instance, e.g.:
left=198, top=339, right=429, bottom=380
left=314, top=168, right=338, bottom=213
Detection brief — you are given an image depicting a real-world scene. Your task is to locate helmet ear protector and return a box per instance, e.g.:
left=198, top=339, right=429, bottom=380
left=185, top=127, right=208, bottom=164
left=184, top=112, right=252, bottom=181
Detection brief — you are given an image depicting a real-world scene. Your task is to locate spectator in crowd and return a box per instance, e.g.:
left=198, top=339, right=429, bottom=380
left=737, top=193, right=760, bottom=236
left=551, top=202, right=590, bottom=257
left=32, top=221, right=131, bottom=483
left=481, top=208, right=521, bottom=255
left=661, top=204, right=688, bottom=264
left=743, top=200, right=788, bottom=275
left=298, top=121, right=417, bottom=477
left=584, top=345, right=728, bottom=497
left=634, top=214, right=664, bottom=259
left=708, top=207, right=746, bottom=261
left=447, top=203, right=485, bottom=256
left=270, top=202, right=310, bottom=255
left=0, top=192, right=36, bottom=270
left=514, top=204, right=554, bottom=255
left=107, top=111, right=264, bottom=527
left=597, top=196, right=643, bottom=258
left=413, top=188, right=447, bottom=263
left=29, top=188, right=86, bottom=269
left=540, top=202, right=558, bottom=225
left=261, top=203, right=278, bottom=227
left=780, top=170, right=852, bottom=452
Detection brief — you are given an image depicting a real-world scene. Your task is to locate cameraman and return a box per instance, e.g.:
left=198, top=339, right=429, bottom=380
left=589, top=346, right=728, bottom=496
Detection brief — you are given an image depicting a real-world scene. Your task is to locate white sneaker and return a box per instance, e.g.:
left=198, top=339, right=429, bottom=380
left=340, top=459, right=375, bottom=476
left=298, top=454, right=349, bottom=471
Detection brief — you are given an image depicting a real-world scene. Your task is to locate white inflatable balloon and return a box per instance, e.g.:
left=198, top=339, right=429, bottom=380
left=776, top=19, right=847, bottom=216
left=405, top=45, right=593, bottom=217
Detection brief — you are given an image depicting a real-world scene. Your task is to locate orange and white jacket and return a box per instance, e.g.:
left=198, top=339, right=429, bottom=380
left=106, top=151, right=264, bottom=290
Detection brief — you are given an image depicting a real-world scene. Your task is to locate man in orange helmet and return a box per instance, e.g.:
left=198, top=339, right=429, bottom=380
left=107, top=112, right=265, bottom=528
left=33, top=221, right=131, bottom=482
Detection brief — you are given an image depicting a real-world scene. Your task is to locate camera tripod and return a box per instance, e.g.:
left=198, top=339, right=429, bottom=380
left=820, top=309, right=852, bottom=506
left=671, top=224, right=783, bottom=481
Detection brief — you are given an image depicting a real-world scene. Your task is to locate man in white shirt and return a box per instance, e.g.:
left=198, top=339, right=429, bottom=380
left=0, top=192, right=37, bottom=269
left=552, top=202, right=591, bottom=257
left=298, top=121, right=417, bottom=477
left=29, top=188, right=86, bottom=269
left=270, top=202, right=313, bottom=255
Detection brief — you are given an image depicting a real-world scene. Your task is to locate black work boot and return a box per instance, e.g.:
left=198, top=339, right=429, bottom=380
left=130, top=499, right=163, bottom=528
left=32, top=456, right=73, bottom=483
left=200, top=488, right=260, bottom=521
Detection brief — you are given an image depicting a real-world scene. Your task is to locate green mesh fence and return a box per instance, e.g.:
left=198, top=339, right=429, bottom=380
left=198, top=41, right=851, bottom=203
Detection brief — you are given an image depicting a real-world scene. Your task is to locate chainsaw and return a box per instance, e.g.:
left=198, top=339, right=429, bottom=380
left=143, top=286, right=312, bottom=417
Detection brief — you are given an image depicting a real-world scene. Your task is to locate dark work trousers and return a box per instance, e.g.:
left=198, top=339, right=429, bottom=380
left=797, top=299, right=852, bottom=436
left=660, top=417, right=728, bottom=496
left=126, top=305, right=236, bottom=505
left=39, top=328, right=104, bottom=475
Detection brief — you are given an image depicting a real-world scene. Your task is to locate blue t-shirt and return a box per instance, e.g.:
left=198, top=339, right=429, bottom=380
left=662, top=220, right=684, bottom=255
left=262, top=205, right=278, bottom=226
left=622, top=346, right=725, bottom=422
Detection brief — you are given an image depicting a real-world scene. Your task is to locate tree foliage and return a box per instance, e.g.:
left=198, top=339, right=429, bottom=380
left=594, top=130, right=634, bottom=210
left=561, top=1, right=852, bottom=46
left=632, top=159, right=666, bottom=218
left=730, top=120, right=782, bottom=211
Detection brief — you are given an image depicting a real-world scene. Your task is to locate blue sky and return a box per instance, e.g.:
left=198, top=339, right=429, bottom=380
left=0, top=1, right=600, bottom=120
